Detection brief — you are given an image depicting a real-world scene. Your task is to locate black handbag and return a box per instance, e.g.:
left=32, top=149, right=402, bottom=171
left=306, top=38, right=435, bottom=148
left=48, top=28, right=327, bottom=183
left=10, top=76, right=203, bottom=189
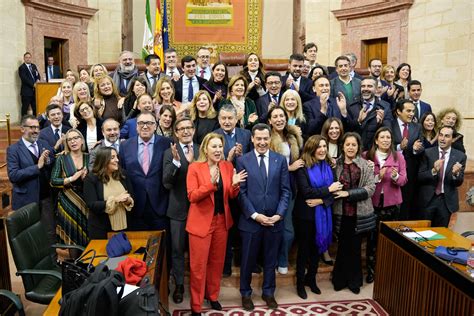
left=355, top=212, right=377, bottom=234
left=119, top=285, right=162, bottom=316
left=61, top=249, right=97, bottom=295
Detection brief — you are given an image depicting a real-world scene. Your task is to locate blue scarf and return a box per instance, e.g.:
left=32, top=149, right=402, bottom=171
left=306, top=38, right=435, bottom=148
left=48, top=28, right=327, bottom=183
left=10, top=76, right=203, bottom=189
left=307, top=161, right=333, bottom=253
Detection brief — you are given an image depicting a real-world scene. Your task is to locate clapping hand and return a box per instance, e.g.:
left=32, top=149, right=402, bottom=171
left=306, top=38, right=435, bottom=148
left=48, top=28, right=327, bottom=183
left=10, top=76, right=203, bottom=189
left=171, top=143, right=180, bottom=161
left=452, top=162, right=463, bottom=176
left=232, top=169, right=248, bottom=187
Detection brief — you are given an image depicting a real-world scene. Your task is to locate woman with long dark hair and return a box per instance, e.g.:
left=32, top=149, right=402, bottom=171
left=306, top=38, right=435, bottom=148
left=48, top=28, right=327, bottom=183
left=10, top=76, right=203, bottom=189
left=240, top=53, right=266, bottom=102
left=203, top=61, right=229, bottom=109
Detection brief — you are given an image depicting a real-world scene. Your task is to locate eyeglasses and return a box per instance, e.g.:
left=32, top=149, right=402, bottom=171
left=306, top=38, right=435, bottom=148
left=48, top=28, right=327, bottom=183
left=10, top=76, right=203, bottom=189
left=67, top=136, right=82, bottom=142
left=23, top=125, right=40, bottom=130
left=266, top=81, right=281, bottom=86
left=198, top=55, right=210, bottom=59
left=137, top=121, right=156, bottom=127
left=176, top=126, right=194, bottom=132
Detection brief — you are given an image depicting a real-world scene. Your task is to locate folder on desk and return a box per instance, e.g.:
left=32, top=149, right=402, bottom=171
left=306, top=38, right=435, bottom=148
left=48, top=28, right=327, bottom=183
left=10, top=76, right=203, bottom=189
left=402, top=230, right=446, bottom=241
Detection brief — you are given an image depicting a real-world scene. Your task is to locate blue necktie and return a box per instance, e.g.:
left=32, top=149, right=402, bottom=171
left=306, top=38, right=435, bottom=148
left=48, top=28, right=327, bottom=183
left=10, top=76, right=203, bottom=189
left=187, top=78, right=194, bottom=102
left=54, top=128, right=60, bottom=140
left=259, top=154, right=267, bottom=186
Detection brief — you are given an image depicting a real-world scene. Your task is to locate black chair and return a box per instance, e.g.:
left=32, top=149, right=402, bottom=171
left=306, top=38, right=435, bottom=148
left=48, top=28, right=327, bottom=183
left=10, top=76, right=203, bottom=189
left=0, top=290, right=25, bottom=316
left=6, top=203, right=82, bottom=305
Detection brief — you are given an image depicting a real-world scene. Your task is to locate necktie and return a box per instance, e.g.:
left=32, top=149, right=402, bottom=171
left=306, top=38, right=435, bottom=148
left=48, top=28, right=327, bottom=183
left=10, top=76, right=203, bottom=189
left=27, top=65, right=35, bottom=80
left=435, top=150, right=446, bottom=195
left=49, top=66, right=53, bottom=79
left=290, top=82, right=295, bottom=90
left=30, top=143, right=38, bottom=157
left=272, top=95, right=278, bottom=104
left=259, top=154, right=267, bottom=186
left=142, top=142, right=150, bottom=175
left=187, top=78, right=194, bottom=102
left=184, top=144, right=194, bottom=163
left=402, top=123, right=409, bottom=139
left=363, top=101, right=371, bottom=112
left=111, top=143, right=119, bottom=153
left=200, top=69, right=205, bottom=78
left=414, top=102, right=420, bottom=121
left=54, top=128, right=60, bottom=140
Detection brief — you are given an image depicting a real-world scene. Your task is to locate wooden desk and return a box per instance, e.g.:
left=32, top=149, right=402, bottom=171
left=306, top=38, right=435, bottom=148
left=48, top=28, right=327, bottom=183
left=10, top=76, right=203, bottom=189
left=373, top=223, right=474, bottom=316
left=43, top=231, right=168, bottom=316
left=35, top=82, right=61, bottom=114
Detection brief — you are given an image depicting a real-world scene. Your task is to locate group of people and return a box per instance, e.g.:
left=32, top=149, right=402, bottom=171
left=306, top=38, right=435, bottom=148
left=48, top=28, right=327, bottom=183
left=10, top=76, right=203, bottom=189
left=12, top=45, right=467, bottom=315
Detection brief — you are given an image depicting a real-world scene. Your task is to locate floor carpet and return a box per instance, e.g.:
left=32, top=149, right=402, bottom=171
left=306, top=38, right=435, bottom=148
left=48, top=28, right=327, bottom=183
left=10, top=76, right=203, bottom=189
left=172, top=298, right=388, bottom=315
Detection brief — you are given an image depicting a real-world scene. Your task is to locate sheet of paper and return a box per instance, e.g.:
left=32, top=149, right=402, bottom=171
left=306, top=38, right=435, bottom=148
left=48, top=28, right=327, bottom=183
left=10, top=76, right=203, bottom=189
left=117, top=284, right=139, bottom=298
left=403, top=230, right=445, bottom=240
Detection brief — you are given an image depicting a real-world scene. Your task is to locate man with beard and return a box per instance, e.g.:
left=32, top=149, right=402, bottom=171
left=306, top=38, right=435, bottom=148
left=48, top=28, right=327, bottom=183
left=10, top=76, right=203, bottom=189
left=111, top=51, right=139, bottom=96
left=38, top=103, right=70, bottom=153
left=7, top=115, right=56, bottom=248
left=281, top=53, right=314, bottom=103
left=89, top=118, right=121, bottom=169
left=347, top=77, right=392, bottom=150
left=18, top=52, right=41, bottom=115
left=303, top=75, right=347, bottom=137
left=418, top=125, right=466, bottom=227
left=143, top=54, right=165, bottom=95
left=330, top=55, right=362, bottom=105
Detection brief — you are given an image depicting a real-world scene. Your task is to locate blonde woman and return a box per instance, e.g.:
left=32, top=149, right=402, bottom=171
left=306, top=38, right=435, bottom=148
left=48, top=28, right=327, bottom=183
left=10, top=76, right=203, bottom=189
left=69, top=82, right=92, bottom=128
left=189, top=90, right=219, bottom=144
left=93, top=75, right=124, bottom=124
left=153, top=76, right=184, bottom=118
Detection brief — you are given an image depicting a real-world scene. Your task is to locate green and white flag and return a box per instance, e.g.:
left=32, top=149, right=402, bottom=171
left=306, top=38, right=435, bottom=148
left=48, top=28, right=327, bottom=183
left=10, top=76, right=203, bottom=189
left=142, top=0, right=154, bottom=60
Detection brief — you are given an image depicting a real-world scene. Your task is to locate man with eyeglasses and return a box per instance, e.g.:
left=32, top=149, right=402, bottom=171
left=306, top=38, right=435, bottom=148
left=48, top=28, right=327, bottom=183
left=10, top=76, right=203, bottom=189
left=119, top=112, right=171, bottom=231
left=162, top=117, right=199, bottom=304
left=196, top=47, right=212, bottom=80
left=255, top=72, right=284, bottom=123
left=7, top=115, right=56, bottom=251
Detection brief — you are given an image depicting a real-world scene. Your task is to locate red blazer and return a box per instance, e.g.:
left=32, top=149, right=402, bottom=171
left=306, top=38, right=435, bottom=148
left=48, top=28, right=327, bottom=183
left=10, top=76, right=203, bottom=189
left=186, top=161, right=239, bottom=237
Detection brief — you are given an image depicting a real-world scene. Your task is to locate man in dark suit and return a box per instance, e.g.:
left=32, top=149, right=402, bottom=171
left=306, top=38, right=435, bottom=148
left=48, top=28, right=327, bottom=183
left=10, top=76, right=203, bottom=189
left=173, top=55, right=206, bottom=104
left=281, top=53, right=314, bottom=103
left=46, top=56, right=61, bottom=81
left=255, top=72, right=283, bottom=123
left=215, top=104, right=252, bottom=276
left=303, top=75, right=347, bottom=137
left=89, top=118, right=121, bottom=170
left=236, top=123, right=291, bottom=311
left=391, top=99, right=424, bottom=219
left=162, top=117, right=199, bottom=304
left=164, top=48, right=183, bottom=81
left=418, top=125, right=466, bottom=227
left=143, top=54, right=165, bottom=95
left=119, top=112, right=170, bottom=230
left=330, top=55, right=362, bottom=105
left=347, top=77, right=392, bottom=150
left=18, top=52, right=41, bottom=116
left=7, top=115, right=56, bottom=248
left=408, top=80, right=432, bottom=122
left=38, top=104, right=70, bottom=153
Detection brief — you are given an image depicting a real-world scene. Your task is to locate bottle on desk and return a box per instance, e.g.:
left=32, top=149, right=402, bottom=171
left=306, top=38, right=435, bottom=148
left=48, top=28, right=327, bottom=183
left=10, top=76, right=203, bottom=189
left=468, top=242, right=474, bottom=277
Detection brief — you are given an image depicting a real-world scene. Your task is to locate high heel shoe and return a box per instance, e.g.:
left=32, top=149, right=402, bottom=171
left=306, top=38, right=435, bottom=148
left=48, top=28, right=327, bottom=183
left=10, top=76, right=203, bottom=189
left=304, top=277, right=321, bottom=295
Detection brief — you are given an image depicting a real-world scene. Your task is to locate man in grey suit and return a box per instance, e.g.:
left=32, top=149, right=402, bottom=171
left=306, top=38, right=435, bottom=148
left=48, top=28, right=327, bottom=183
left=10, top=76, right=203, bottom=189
left=418, top=125, right=466, bottom=227
left=162, top=117, right=199, bottom=304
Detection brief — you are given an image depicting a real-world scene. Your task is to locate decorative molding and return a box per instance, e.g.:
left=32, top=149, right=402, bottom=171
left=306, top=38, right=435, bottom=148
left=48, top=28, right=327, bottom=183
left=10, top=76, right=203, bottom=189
left=332, top=0, right=414, bottom=21
left=22, top=0, right=97, bottom=19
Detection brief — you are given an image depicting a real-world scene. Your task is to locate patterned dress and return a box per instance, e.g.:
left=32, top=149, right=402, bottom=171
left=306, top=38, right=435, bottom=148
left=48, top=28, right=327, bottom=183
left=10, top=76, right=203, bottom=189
left=51, top=153, right=90, bottom=246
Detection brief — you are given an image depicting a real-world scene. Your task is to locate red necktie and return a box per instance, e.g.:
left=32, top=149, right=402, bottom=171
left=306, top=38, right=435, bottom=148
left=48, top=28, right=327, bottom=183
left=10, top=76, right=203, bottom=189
left=200, top=69, right=205, bottom=78
left=402, top=123, right=409, bottom=139
left=435, top=150, right=446, bottom=195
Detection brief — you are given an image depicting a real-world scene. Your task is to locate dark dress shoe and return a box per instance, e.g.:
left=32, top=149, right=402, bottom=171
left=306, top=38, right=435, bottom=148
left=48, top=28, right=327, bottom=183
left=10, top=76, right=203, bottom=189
left=296, top=283, right=307, bottom=299
left=172, top=284, right=184, bottom=304
left=191, top=312, right=201, bottom=316
left=304, top=278, right=321, bottom=294
left=349, top=286, right=360, bottom=294
left=242, top=296, right=254, bottom=311
left=366, top=273, right=374, bottom=284
left=252, top=265, right=262, bottom=274
left=320, top=255, right=334, bottom=266
left=208, top=300, right=222, bottom=311
left=261, top=295, right=278, bottom=309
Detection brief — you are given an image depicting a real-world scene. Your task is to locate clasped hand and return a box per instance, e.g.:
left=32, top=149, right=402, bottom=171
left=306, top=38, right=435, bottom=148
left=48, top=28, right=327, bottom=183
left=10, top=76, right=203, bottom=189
left=255, top=214, right=281, bottom=226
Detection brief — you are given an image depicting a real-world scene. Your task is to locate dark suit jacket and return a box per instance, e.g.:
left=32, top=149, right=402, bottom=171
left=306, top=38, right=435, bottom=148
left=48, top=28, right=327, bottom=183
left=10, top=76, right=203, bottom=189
left=193, top=117, right=219, bottom=145
left=414, top=100, right=432, bottom=121
left=236, top=150, right=291, bottom=233
left=18, top=63, right=40, bottom=97
left=7, top=139, right=55, bottom=210
left=214, top=127, right=252, bottom=161
left=330, top=76, right=361, bottom=105
left=293, top=167, right=334, bottom=221
left=281, top=74, right=314, bottom=103
left=38, top=125, right=71, bottom=153
left=46, top=65, right=61, bottom=81
left=347, top=98, right=392, bottom=150
left=119, top=135, right=170, bottom=217
left=255, top=92, right=283, bottom=123
left=418, top=147, right=466, bottom=213
left=83, top=172, right=135, bottom=239
left=173, top=75, right=206, bottom=103
left=120, top=118, right=138, bottom=139
left=242, top=70, right=266, bottom=102
left=390, top=119, right=424, bottom=160
left=162, top=142, right=199, bottom=221
left=143, top=71, right=165, bottom=95
left=302, top=97, right=344, bottom=137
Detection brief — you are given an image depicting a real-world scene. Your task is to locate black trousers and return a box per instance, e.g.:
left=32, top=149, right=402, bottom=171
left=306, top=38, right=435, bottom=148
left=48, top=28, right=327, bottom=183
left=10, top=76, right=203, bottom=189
left=294, top=218, right=320, bottom=282
left=332, top=216, right=362, bottom=290
left=21, top=94, right=36, bottom=116
left=422, top=194, right=451, bottom=227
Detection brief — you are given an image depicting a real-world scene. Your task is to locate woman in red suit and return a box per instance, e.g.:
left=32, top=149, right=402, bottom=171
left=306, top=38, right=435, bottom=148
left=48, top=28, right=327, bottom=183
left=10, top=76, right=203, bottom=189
left=186, top=132, right=247, bottom=316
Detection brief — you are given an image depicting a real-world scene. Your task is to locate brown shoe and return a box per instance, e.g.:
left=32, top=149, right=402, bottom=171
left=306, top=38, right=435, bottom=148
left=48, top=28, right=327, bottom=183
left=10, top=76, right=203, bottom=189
left=241, top=296, right=254, bottom=311
left=261, top=295, right=278, bottom=309
left=172, top=284, right=184, bottom=304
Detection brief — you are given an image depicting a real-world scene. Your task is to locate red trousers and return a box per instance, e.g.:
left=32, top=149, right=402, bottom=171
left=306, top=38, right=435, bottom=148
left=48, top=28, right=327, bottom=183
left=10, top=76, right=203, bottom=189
left=188, top=214, right=228, bottom=312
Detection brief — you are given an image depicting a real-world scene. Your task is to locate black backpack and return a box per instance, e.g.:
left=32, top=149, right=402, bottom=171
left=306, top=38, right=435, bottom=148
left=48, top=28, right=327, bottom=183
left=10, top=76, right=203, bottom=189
left=118, top=284, right=160, bottom=316
left=59, top=263, right=125, bottom=316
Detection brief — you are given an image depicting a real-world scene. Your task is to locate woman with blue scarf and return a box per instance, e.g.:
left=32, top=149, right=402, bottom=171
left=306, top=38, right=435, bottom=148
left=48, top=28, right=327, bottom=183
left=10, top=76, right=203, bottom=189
left=294, top=135, right=343, bottom=299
